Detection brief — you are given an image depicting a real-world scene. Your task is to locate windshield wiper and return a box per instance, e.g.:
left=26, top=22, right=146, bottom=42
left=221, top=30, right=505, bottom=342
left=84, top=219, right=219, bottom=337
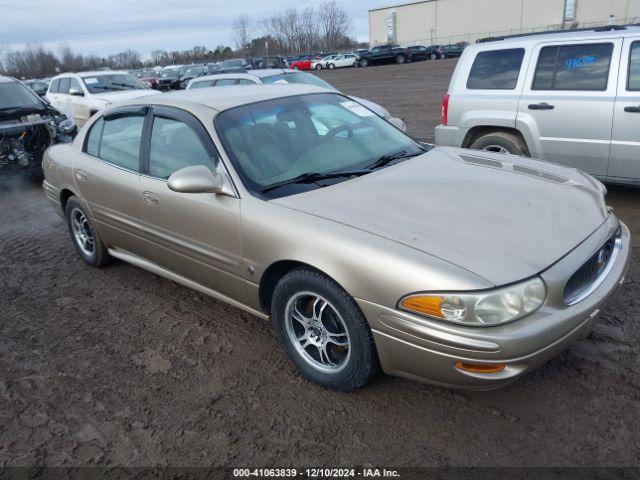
left=367, top=149, right=425, bottom=170
left=262, top=169, right=371, bottom=193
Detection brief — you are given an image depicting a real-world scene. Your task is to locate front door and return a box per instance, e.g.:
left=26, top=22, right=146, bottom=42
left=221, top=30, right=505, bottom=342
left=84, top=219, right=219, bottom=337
left=137, top=106, right=245, bottom=303
left=517, top=39, right=621, bottom=176
left=608, top=38, right=640, bottom=180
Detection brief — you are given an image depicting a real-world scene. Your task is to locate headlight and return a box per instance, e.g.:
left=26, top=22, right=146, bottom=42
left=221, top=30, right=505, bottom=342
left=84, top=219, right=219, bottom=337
left=399, top=277, right=546, bottom=327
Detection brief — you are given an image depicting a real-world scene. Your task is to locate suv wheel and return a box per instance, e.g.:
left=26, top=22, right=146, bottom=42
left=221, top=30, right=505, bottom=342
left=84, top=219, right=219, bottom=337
left=470, top=131, right=529, bottom=156
left=272, top=268, right=379, bottom=391
left=328, top=63, right=335, bottom=70
left=359, top=58, right=369, bottom=67
left=65, top=196, right=111, bottom=267
left=395, top=54, right=406, bottom=64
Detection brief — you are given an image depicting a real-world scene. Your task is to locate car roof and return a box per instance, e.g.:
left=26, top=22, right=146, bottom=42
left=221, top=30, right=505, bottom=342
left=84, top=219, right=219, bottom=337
left=192, top=69, right=304, bottom=83
left=474, top=25, right=640, bottom=48
left=51, top=70, right=129, bottom=79
left=130, top=83, right=333, bottom=112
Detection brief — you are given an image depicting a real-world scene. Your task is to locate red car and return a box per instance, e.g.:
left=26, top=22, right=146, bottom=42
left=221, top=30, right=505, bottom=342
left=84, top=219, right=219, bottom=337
left=289, top=60, right=313, bottom=71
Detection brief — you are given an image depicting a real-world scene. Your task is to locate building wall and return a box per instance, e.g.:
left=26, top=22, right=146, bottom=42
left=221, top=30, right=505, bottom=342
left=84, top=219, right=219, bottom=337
left=369, top=0, right=640, bottom=47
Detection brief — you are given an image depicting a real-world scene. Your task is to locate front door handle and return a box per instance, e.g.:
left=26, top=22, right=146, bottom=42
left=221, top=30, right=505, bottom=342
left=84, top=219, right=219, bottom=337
left=528, top=102, right=555, bottom=110
left=624, top=106, right=640, bottom=113
left=142, top=191, right=160, bottom=206
left=74, top=169, right=88, bottom=182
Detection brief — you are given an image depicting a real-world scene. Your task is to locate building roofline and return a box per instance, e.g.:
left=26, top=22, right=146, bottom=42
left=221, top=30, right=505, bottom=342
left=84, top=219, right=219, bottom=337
left=369, top=0, right=433, bottom=13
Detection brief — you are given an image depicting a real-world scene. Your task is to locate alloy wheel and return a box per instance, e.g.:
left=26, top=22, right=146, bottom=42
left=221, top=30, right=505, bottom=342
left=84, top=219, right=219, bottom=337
left=70, top=207, right=95, bottom=256
left=285, top=292, right=351, bottom=373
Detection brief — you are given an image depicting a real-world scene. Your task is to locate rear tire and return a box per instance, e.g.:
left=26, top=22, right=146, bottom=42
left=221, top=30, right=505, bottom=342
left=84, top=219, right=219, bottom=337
left=359, top=58, right=369, bottom=67
left=470, top=131, right=529, bottom=156
left=328, top=63, right=335, bottom=70
left=315, top=64, right=322, bottom=70
left=395, top=54, right=406, bottom=64
left=65, top=196, right=111, bottom=267
left=272, top=268, right=380, bottom=391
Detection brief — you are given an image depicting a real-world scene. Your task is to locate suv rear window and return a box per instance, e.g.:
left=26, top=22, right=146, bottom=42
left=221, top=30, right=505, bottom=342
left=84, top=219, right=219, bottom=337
left=629, top=41, right=640, bottom=91
left=532, top=43, right=613, bottom=91
left=466, top=48, right=525, bottom=90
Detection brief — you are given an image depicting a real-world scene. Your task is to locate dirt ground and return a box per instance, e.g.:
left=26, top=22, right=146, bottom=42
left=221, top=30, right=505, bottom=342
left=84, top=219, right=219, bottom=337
left=1, top=59, right=639, bottom=469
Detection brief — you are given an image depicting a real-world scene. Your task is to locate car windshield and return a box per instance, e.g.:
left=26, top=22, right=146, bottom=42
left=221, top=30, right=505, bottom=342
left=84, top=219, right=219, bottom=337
left=215, top=92, right=424, bottom=198
left=221, top=59, right=245, bottom=68
left=0, top=81, right=44, bottom=115
left=161, top=70, right=179, bottom=78
left=81, top=74, right=146, bottom=93
left=262, top=72, right=336, bottom=91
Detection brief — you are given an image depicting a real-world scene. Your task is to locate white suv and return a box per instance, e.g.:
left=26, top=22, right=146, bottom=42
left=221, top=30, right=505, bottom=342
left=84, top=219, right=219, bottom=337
left=435, top=26, right=640, bottom=184
left=46, top=71, right=158, bottom=127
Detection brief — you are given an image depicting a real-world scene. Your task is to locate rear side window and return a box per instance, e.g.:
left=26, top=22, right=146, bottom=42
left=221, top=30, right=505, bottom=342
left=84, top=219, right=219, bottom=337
left=58, top=78, right=70, bottom=94
left=466, top=48, right=525, bottom=90
left=190, top=80, right=215, bottom=89
left=532, top=43, right=613, bottom=91
left=97, top=114, right=145, bottom=171
left=216, top=79, right=237, bottom=86
left=629, top=41, right=640, bottom=91
left=85, top=118, right=103, bottom=156
left=49, top=79, right=60, bottom=93
left=237, top=79, right=254, bottom=85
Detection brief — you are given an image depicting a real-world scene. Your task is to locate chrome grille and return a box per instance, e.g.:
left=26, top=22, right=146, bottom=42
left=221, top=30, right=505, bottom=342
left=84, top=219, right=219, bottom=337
left=563, top=231, right=619, bottom=305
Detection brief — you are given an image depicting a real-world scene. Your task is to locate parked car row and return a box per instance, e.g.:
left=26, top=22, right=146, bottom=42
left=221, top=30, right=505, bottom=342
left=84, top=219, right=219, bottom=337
left=358, top=42, right=468, bottom=67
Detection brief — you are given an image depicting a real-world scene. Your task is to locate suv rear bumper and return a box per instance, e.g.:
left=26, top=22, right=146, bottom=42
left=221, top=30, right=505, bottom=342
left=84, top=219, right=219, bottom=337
left=357, top=219, right=631, bottom=390
left=434, top=124, right=461, bottom=147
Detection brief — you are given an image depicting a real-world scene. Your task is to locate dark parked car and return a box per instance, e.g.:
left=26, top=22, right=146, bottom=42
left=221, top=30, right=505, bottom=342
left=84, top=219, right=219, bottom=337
left=179, top=66, right=207, bottom=89
left=441, top=42, right=469, bottom=58
left=406, top=46, right=432, bottom=62
left=23, top=79, right=50, bottom=97
left=217, top=58, right=253, bottom=73
left=358, top=45, right=409, bottom=67
left=259, top=56, right=288, bottom=69
left=0, top=76, right=76, bottom=177
left=157, top=70, right=181, bottom=91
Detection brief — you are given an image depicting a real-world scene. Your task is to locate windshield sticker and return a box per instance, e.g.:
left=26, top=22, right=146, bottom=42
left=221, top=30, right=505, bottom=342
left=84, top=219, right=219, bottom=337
left=84, top=77, right=99, bottom=84
left=341, top=100, right=374, bottom=117
left=565, top=55, right=596, bottom=70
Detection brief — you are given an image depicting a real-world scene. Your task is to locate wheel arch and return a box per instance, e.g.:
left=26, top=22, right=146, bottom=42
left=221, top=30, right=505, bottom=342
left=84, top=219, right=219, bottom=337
left=258, top=260, right=348, bottom=315
left=59, top=188, right=77, bottom=212
left=462, top=126, right=530, bottom=155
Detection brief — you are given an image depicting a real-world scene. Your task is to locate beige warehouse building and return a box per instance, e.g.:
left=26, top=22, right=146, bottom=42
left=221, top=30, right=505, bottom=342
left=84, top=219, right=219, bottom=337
left=369, top=0, right=640, bottom=46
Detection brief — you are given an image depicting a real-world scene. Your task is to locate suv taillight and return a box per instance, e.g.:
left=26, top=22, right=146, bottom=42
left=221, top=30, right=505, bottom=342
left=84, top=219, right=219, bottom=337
left=441, top=93, right=450, bottom=126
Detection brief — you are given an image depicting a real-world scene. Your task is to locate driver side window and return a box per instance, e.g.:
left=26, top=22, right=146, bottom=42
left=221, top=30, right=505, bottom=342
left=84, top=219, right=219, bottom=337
left=149, top=116, right=218, bottom=179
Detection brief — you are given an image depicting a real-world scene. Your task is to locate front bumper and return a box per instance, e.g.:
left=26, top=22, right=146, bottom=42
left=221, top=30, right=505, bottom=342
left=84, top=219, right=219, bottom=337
left=358, top=217, right=631, bottom=390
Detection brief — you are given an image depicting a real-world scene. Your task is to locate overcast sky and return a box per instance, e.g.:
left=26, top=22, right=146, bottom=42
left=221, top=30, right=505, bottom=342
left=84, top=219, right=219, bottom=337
left=0, top=0, right=393, bottom=57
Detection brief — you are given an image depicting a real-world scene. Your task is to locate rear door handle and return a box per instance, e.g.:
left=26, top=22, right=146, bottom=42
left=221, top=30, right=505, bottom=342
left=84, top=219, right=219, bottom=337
left=624, top=106, right=640, bottom=113
left=74, top=169, right=88, bottom=182
left=142, top=191, right=160, bottom=206
left=528, top=102, right=555, bottom=110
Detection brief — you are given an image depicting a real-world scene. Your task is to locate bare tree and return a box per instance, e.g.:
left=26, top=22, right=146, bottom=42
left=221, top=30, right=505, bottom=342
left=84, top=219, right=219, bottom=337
left=318, top=1, right=352, bottom=51
left=232, top=13, right=251, bottom=54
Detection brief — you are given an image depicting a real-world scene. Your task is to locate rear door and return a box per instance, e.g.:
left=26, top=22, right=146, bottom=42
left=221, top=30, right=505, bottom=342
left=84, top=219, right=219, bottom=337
left=137, top=106, right=245, bottom=302
left=75, top=107, right=146, bottom=254
left=608, top=37, right=640, bottom=180
left=517, top=38, right=621, bottom=175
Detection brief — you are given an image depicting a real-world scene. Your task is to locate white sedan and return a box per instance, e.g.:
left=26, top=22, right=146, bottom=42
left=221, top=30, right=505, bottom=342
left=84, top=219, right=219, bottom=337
left=326, top=54, right=358, bottom=70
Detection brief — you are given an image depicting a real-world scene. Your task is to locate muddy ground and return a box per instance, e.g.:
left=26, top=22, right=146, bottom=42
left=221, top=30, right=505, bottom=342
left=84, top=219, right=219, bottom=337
left=1, top=59, right=639, bottom=469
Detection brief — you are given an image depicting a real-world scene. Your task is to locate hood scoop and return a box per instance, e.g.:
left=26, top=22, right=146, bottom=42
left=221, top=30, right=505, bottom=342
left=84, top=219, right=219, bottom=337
left=459, top=153, right=568, bottom=184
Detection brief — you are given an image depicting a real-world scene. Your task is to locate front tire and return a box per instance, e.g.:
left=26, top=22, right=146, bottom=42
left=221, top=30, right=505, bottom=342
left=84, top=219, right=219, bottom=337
left=470, top=131, right=529, bottom=156
left=395, top=54, right=406, bottom=64
left=328, top=63, right=335, bottom=70
left=359, top=58, right=369, bottom=68
left=272, top=268, right=379, bottom=391
left=65, top=196, right=111, bottom=267
left=314, top=64, right=322, bottom=70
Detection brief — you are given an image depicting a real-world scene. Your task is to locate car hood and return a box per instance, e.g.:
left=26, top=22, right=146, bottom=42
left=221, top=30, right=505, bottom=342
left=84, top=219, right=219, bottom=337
left=272, top=147, right=609, bottom=286
left=92, top=90, right=159, bottom=102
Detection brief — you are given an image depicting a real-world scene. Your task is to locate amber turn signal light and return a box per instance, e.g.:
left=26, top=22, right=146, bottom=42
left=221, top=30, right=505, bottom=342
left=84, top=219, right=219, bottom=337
left=455, top=362, right=506, bottom=374
left=400, top=295, right=445, bottom=319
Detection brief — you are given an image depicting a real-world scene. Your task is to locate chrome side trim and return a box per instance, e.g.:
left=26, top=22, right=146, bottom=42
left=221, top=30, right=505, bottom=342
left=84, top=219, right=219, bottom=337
left=108, top=248, right=269, bottom=320
left=564, top=234, right=622, bottom=306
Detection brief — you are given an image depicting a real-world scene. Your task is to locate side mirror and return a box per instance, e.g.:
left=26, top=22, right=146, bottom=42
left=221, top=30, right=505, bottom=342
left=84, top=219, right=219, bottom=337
left=69, top=88, right=84, bottom=96
left=388, top=116, right=407, bottom=132
left=167, top=165, right=235, bottom=196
